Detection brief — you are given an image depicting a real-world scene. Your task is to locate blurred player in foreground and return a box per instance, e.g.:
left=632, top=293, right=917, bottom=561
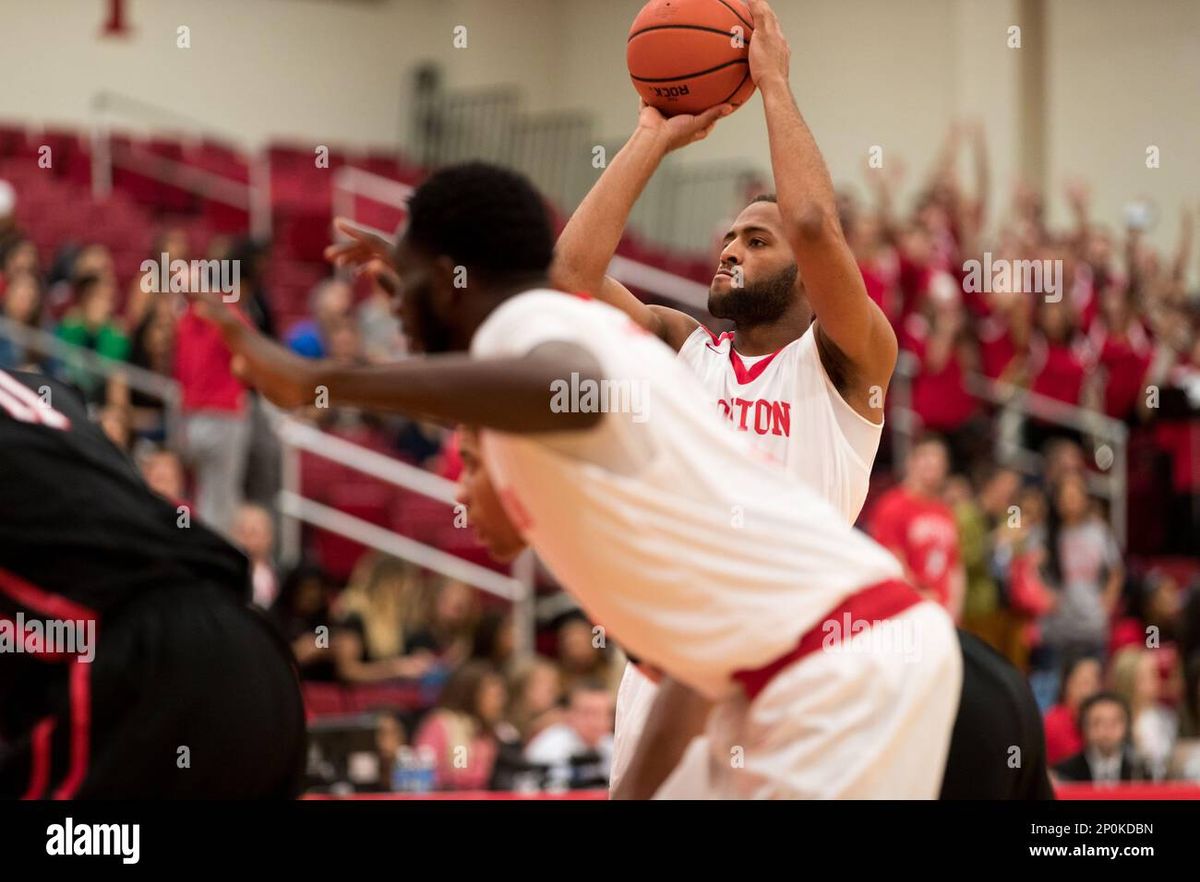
left=0, top=370, right=304, bottom=798
left=201, top=161, right=963, bottom=797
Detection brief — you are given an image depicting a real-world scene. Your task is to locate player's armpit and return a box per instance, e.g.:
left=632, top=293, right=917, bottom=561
left=612, top=675, right=713, bottom=800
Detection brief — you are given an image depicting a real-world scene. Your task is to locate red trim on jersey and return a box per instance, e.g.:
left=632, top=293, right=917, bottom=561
left=0, top=567, right=96, bottom=623
left=732, top=579, right=923, bottom=702
left=0, top=567, right=96, bottom=800
left=698, top=325, right=734, bottom=346
left=21, top=717, right=55, bottom=800
left=728, top=347, right=784, bottom=385
left=52, top=661, right=92, bottom=799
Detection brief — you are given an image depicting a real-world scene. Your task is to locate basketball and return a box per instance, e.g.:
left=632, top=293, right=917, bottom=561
left=627, top=0, right=757, bottom=117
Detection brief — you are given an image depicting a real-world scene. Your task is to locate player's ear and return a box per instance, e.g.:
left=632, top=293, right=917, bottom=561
left=430, top=254, right=462, bottom=305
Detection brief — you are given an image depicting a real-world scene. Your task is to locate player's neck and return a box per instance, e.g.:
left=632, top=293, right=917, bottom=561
left=731, top=310, right=812, bottom=357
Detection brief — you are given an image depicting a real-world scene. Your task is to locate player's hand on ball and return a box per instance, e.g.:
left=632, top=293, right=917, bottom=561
left=638, top=100, right=733, bottom=153
left=747, top=0, right=790, bottom=89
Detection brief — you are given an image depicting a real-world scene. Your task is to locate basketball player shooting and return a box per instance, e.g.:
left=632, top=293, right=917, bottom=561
left=553, top=0, right=905, bottom=795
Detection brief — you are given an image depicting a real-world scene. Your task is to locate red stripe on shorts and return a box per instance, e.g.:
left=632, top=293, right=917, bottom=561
left=732, top=579, right=924, bottom=702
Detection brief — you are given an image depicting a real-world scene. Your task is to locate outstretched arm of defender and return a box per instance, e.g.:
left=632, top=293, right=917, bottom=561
left=748, top=0, right=897, bottom=408
left=198, top=301, right=604, bottom=434
left=550, top=103, right=730, bottom=351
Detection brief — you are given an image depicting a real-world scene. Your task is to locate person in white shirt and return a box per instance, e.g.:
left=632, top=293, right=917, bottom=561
left=524, top=679, right=615, bottom=790
left=205, top=161, right=961, bottom=798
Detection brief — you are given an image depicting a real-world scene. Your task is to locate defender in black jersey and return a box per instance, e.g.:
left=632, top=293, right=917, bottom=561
left=0, top=370, right=304, bottom=798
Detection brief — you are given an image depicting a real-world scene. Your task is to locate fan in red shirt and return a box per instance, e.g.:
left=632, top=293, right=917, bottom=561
left=1042, top=655, right=1102, bottom=765
left=869, top=434, right=966, bottom=621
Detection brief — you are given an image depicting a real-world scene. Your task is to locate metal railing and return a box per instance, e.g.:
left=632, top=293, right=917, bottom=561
left=890, top=354, right=1129, bottom=546
left=274, top=415, right=536, bottom=658
left=90, top=90, right=271, bottom=238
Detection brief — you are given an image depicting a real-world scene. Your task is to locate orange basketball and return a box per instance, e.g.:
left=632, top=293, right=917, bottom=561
left=627, top=0, right=756, bottom=117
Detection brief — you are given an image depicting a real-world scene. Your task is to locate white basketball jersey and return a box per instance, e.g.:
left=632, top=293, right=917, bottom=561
left=471, top=291, right=902, bottom=701
left=676, top=324, right=882, bottom=524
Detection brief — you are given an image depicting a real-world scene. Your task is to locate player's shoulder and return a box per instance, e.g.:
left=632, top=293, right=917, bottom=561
left=680, top=323, right=732, bottom=354
left=0, top=369, right=89, bottom=424
left=486, top=288, right=623, bottom=328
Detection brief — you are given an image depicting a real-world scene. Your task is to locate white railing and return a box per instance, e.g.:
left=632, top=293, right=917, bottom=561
left=273, top=413, right=536, bottom=657
left=90, top=90, right=272, bottom=238
left=0, top=315, right=181, bottom=406
left=890, top=355, right=1129, bottom=547
left=332, top=166, right=413, bottom=230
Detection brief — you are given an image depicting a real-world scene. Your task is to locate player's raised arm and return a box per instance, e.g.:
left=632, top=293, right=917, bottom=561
left=196, top=300, right=604, bottom=434
left=747, top=0, right=897, bottom=397
left=550, top=102, right=730, bottom=351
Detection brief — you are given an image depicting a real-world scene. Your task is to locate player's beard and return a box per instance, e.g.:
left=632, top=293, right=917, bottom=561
left=708, top=263, right=799, bottom=325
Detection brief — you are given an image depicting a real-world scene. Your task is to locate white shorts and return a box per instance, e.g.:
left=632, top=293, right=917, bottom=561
left=613, top=601, right=962, bottom=799
left=704, top=601, right=962, bottom=798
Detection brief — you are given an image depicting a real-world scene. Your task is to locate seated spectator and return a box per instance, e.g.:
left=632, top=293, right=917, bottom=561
left=55, top=273, right=129, bottom=401
left=1110, top=646, right=1178, bottom=780
left=137, top=447, right=190, bottom=510
left=286, top=277, right=352, bottom=359
left=412, top=661, right=509, bottom=791
left=231, top=502, right=278, bottom=609
left=1043, top=654, right=1102, bottom=766
left=471, top=609, right=516, bottom=672
left=269, top=563, right=336, bottom=681
left=331, top=554, right=436, bottom=683
left=1, top=237, right=40, bottom=281
left=1054, top=692, right=1145, bottom=783
left=408, top=579, right=480, bottom=668
left=374, top=711, right=407, bottom=793
left=127, top=293, right=179, bottom=437
left=0, top=271, right=44, bottom=370
left=524, top=679, right=615, bottom=790
left=555, top=610, right=617, bottom=693
left=507, top=656, right=564, bottom=742
left=97, top=402, right=132, bottom=453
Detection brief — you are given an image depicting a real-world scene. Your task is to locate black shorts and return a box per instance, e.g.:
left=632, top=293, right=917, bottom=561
left=0, top=581, right=305, bottom=799
left=939, top=630, right=1055, bottom=799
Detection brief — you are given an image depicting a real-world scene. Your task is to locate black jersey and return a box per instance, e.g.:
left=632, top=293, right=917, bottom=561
left=0, top=369, right=249, bottom=616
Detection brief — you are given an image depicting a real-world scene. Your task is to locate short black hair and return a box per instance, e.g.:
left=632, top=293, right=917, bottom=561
left=1078, top=691, right=1130, bottom=732
left=404, top=162, right=554, bottom=281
